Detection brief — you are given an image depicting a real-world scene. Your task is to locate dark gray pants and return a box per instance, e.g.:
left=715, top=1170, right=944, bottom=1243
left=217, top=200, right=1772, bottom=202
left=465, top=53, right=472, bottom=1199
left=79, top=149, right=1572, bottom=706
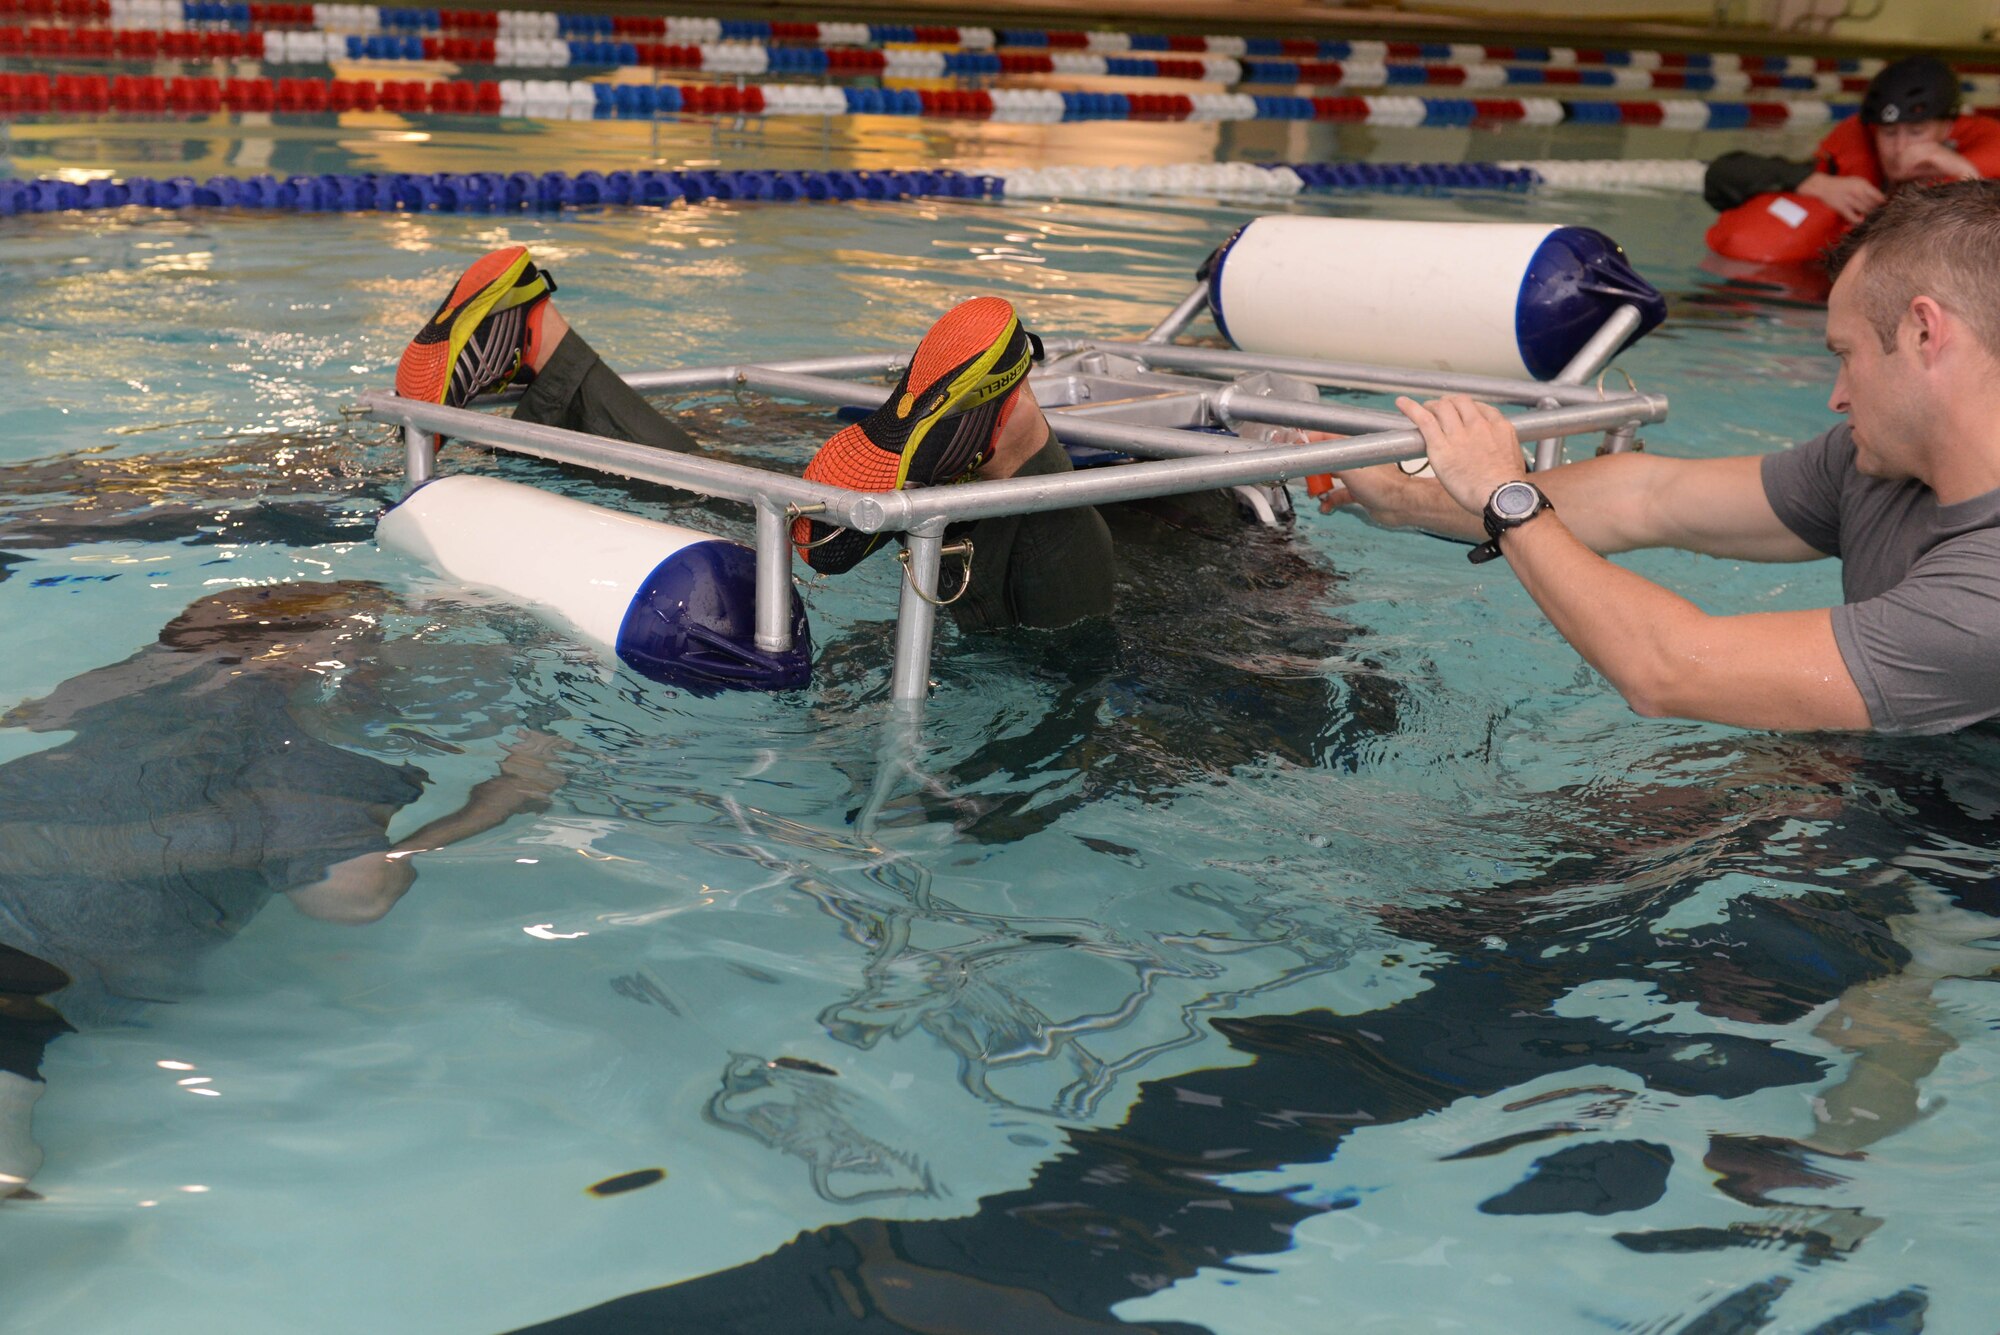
left=516, top=332, right=1115, bottom=633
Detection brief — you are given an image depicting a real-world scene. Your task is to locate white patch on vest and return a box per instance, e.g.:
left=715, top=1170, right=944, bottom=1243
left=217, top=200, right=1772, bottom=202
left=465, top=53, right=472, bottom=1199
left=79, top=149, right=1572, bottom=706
left=1768, top=196, right=1811, bottom=228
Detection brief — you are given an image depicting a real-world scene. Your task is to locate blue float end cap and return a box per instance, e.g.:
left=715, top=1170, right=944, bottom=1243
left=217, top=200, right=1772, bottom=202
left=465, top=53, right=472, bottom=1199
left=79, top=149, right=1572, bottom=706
left=614, top=540, right=812, bottom=694
left=1202, top=222, right=1252, bottom=348
left=1515, top=226, right=1668, bottom=382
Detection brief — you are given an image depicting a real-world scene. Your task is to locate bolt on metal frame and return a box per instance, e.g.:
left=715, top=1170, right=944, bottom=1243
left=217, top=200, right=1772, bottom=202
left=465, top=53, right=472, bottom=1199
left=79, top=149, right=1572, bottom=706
left=358, top=286, right=1664, bottom=713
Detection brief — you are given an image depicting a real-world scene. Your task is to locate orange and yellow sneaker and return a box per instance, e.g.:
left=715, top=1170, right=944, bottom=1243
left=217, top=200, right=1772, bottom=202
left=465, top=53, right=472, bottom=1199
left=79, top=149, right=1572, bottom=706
left=794, top=296, right=1040, bottom=575
left=395, top=246, right=556, bottom=408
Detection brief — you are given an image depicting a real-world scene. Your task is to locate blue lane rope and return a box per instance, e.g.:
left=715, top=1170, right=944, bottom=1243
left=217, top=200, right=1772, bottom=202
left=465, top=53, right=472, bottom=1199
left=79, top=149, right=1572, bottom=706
left=0, top=161, right=1539, bottom=218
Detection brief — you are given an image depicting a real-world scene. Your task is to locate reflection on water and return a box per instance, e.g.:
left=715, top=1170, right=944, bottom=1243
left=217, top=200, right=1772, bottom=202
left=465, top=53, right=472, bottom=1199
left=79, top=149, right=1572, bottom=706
left=0, top=435, right=387, bottom=562
left=706, top=1051, right=938, bottom=1204
left=2, top=190, right=1998, bottom=1334
left=522, top=730, right=2000, bottom=1333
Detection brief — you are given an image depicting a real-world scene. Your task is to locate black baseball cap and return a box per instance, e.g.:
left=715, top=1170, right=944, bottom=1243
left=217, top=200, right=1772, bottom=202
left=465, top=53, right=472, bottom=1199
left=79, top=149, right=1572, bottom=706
left=1861, top=55, right=1961, bottom=125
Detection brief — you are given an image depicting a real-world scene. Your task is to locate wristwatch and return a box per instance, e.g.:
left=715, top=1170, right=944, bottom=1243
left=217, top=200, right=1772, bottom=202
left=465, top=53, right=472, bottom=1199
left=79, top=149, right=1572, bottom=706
left=1468, top=480, right=1553, bottom=564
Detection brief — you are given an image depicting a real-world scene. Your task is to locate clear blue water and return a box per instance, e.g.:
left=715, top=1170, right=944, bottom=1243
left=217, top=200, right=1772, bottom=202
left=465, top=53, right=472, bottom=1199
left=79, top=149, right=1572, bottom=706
left=3, top=180, right=1999, bottom=1335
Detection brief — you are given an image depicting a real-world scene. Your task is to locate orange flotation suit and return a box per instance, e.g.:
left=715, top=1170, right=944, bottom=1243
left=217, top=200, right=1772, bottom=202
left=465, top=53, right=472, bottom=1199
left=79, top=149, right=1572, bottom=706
left=1706, top=114, right=2000, bottom=265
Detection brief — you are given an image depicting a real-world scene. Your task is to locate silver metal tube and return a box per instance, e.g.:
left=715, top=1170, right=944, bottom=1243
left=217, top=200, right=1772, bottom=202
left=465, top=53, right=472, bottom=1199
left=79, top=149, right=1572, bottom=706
left=626, top=351, right=911, bottom=392
left=1140, top=283, right=1211, bottom=344
left=738, top=368, right=890, bottom=409
left=1045, top=419, right=1244, bottom=460
left=361, top=391, right=1663, bottom=535
left=1532, top=397, right=1563, bottom=474
left=1599, top=423, right=1641, bottom=455
left=1214, top=390, right=1422, bottom=434
left=1047, top=394, right=1653, bottom=464
left=403, top=425, right=435, bottom=486
left=889, top=524, right=945, bottom=703
left=1052, top=392, right=1210, bottom=426
left=753, top=501, right=793, bottom=654
left=617, top=344, right=1085, bottom=394
left=844, top=396, right=1667, bottom=531
left=1553, top=304, right=1645, bottom=387
left=590, top=339, right=1587, bottom=409
left=356, top=391, right=866, bottom=520
left=1535, top=304, right=1647, bottom=472
left=708, top=370, right=1235, bottom=461
left=856, top=707, right=924, bottom=833
left=1101, top=343, right=1615, bottom=406
left=714, top=368, right=1556, bottom=460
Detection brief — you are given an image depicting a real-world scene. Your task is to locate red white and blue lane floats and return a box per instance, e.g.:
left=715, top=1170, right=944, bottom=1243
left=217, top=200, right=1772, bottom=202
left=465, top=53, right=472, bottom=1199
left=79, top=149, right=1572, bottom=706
left=1706, top=114, right=2000, bottom=265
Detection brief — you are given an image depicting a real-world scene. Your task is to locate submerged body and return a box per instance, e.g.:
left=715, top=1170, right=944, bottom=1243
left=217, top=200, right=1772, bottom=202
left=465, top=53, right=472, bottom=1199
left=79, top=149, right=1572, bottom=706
left=0, top=663, right=423, bottom=1028
left=0, top=583, right=562, bottom=1197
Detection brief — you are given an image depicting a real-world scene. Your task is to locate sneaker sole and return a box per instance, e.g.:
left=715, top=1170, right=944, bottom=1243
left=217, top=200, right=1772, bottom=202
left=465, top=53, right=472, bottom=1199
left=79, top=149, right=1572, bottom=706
left=396, top=246, right=542, bottom=405
left=795, top=298, right=1032, bottom=563
left=889, top=295, right=1031, bottom=488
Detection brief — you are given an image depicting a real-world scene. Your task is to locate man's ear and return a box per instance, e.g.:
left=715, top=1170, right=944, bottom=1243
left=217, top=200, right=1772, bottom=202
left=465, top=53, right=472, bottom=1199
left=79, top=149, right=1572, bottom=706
left=1907, top=295, right=1951, bottom=366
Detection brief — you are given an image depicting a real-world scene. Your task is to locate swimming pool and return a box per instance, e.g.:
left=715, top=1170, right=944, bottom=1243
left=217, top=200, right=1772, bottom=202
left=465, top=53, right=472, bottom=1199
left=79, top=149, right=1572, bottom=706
left=3, top=169, right=1998, bottom=1335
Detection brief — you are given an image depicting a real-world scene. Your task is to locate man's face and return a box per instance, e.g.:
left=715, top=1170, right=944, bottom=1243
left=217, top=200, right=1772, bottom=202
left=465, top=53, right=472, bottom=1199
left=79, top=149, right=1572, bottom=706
left=1872, top=120, right=1953, bottom=186
left=1826, top=254, right=1921, bottom=479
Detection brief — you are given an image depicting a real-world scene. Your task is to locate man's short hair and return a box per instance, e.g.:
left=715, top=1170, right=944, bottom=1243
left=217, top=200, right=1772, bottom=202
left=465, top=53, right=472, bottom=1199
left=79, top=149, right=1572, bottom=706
left=1826, top=179, right=2000, bottom=358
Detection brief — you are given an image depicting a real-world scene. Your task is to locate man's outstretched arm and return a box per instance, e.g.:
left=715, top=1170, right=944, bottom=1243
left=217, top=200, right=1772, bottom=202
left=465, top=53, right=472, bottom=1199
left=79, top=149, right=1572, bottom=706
left=1489, top=507, right=1870, bottom=729
left=1386, top=395, right=1871, bottom=733
left=1327, top=443, right=1824, bottom=563
left=287, top=732, right=569, bottom=924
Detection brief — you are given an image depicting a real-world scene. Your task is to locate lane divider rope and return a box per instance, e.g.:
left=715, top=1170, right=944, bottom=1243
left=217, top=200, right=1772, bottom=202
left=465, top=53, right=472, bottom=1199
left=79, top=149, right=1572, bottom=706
left=16, top=0, right=2000, bottom=80
left=10, top=22, right=1990, bottom=102
left=0, top=159, right=1712, bottom=216
left=0, top=71, right=1897, bottom=126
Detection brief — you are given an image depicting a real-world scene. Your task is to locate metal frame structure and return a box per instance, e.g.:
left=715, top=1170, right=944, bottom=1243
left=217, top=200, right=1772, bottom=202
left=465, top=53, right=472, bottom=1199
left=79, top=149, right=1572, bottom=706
left=357, top=286, right=1665, bottom=714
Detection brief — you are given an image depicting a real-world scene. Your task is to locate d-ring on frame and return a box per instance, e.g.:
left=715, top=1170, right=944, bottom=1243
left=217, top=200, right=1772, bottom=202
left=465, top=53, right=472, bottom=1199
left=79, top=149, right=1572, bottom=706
left=358, top=289, right=1664, bottom=715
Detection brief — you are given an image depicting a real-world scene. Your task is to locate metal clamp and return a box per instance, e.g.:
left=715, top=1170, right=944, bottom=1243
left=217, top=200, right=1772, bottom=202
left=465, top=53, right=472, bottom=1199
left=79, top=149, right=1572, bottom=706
left=339, top=402, right=403, bottom=446
left=1593, top=371, right=1643, bottom=456
left=784, top=502, right=850, bottom=551
left=1596, top=424, right=1643, bottom=456
left=897, top=538, right=975, bottom=607
left=1596, top=366, right=1639, bottom=399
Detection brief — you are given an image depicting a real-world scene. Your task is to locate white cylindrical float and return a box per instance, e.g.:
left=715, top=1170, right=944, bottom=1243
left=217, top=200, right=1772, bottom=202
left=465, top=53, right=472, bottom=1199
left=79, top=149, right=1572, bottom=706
left=378, top=475, right=811, bottom=692
left=1205, top=216, right=1666, bottom=381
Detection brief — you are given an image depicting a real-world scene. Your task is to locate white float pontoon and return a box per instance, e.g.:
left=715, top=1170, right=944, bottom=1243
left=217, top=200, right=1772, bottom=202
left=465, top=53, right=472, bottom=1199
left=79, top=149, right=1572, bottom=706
left=358, top=216, right=1670, bottom=717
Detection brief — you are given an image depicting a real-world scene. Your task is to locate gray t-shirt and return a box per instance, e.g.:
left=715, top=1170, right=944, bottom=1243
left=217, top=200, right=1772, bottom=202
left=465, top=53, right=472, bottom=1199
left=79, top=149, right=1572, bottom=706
left=1761, top=424, right=2000, bottom=735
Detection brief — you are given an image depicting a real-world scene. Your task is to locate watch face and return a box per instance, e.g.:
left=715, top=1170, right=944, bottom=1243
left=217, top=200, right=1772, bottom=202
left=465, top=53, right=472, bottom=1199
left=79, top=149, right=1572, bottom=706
left=1492, top=481, right=1540, bottom=520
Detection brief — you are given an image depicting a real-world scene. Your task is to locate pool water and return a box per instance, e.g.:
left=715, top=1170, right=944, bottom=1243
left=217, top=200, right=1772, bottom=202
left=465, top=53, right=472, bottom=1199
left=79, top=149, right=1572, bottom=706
left=4, top=180, right=1999, bottom=1335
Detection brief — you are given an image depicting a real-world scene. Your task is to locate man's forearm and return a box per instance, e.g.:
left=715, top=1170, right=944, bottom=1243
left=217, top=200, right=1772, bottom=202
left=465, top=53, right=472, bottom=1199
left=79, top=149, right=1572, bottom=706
left=1490, top=513, right=1700, bottom=714
left=391, top=772, right=550, bottom=855
left=1490, top=514, right=1866, bottom=730
left=1364, top=473, right=1487, bottom=541
left=390, top=732, right=566, bottom=855
left=1367, top=453, right=1656, bottom=550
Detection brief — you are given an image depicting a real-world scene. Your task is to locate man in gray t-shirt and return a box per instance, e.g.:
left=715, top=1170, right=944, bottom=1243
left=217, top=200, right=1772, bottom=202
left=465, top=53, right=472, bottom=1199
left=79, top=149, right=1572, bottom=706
left=1320, top=178, right=2000, bottom=737
left=1762, top=424, right=2000, bottom=735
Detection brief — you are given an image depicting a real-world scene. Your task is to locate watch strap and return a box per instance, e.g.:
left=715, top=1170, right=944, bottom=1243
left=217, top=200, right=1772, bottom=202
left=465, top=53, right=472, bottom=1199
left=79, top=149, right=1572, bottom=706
left=1466, top=482, right=1552, bottom=565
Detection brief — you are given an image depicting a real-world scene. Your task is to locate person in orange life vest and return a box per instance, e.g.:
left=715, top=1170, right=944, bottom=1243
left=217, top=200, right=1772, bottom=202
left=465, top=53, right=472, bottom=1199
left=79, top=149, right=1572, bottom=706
left=1705, top=55, right=2000, bottom=225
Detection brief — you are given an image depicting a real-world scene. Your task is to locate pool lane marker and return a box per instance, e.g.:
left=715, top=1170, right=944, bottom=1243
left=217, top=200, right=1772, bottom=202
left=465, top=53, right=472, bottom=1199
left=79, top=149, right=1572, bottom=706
left=20, top=24, right=1991, bottom=105
left=41, top=3, right=2000, bottom=81
left=0, top=161, right=1524, bottom=217
left=0, top=71, right=1898, bottom=128
left=0, top=160, right=1716, bottom=218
